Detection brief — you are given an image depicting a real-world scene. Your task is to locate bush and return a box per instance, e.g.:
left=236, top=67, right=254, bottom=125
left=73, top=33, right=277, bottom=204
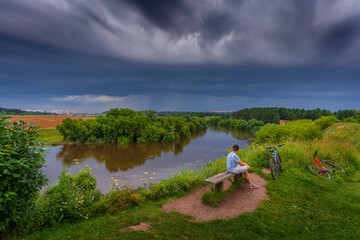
left=255, top=124, right=290, bottom=144
left=314, top=116, right=338, bottom=130
left=93, top=187, right=144, bottom=214
left=255, top=120, right=322, bottom=144
left=35, top=168, right=101, bottom=226
left=0, top=113, right=48, bottom=234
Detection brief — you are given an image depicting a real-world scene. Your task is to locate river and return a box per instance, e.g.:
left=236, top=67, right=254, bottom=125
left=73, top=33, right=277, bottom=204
left=42, top=127, right=252, bottom=192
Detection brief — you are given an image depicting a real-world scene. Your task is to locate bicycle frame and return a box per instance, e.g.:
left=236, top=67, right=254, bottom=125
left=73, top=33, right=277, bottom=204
left=313, top=158, right=328, bottom=173
left=312, top=151, right=329, bottom=174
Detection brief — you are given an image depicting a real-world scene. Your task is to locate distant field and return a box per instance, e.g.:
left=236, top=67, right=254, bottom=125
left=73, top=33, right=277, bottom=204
left=7, top=115, right=97, bottom=129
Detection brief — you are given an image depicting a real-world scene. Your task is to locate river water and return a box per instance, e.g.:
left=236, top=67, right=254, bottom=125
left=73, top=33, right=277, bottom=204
left=42, top=127, right=252, bottom=192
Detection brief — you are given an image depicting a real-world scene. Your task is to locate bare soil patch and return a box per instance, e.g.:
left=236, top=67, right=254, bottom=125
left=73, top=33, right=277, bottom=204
left=262, top=168, right=271, bottom=174
left=162, top=173, right=268, bottom=222
left=8, top=115, right=96, bottom=129
left=119, top=222, right=152, bottom=232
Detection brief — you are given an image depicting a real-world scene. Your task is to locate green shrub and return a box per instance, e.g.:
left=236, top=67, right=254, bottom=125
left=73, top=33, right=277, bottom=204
left=314, top=116, right=339, bottom=130
left=32, top=167, right=101, bottom=227
left=343, top=117, right=357, bottom=123
left=255, top=124, right=290, bottom=144
left=93, top=187, right=144, bottom=214
left=255, top=120, right=322, bottom=144
left=0, top=113, right=48, bottom=234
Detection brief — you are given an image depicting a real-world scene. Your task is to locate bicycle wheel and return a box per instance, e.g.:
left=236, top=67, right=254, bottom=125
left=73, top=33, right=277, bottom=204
left=309, top=165, right=331, bottom=179
left=322, top=160, right=344, bottom=173
left=270, top=158, right=278, bottom=180
left=277, top=154, right=283, bottom=172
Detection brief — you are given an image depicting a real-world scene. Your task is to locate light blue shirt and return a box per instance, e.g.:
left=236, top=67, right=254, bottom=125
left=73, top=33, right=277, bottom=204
left=227, top=152, right=240, bottom=172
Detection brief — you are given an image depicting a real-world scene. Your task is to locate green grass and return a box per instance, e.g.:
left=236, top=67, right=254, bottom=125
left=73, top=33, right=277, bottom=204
left=38, top=129, right=63, bottom=145
left=7, top=123, right=360, bottom=239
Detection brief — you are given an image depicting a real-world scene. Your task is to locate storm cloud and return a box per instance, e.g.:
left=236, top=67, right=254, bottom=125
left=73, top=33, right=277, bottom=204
left=1, top=0, right=360, bottom=112
left=2, top=0, right=360, bottom=64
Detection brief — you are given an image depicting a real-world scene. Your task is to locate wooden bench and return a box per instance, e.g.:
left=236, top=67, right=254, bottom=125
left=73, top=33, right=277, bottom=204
left=204, top=172, right=243, bottom=191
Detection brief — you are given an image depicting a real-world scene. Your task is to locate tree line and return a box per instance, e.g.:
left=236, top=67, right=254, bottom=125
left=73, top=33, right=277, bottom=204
left=232, top=107, right=359, bottom=124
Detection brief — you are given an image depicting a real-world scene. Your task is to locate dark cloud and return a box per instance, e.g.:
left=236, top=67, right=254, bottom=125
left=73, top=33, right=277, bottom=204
left=1, top=0, right=360, bottom=112
left=122, top=0, right=195, bottom=35
left=200, top=11, right=236, bottom=42
left=318, top=15, right=360, bottom=55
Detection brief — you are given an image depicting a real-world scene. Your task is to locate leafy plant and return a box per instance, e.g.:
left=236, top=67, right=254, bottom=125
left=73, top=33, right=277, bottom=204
left=0, top=112, right=48, bottom=234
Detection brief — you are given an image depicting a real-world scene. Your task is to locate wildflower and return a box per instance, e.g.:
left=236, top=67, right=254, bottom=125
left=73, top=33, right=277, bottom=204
left=140, top=179, right=143, bottom=181
left=86, top=164, right=90, bottom=168
left=153, top=172, right=156, bottom=175
left=150, top=177, right=153, bottom=180
left=145, top=172, right=148, bottom=175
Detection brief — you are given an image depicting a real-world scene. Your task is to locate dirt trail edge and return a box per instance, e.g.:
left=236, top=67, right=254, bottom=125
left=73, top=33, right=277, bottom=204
left=162, top=173, right=268, bottom=222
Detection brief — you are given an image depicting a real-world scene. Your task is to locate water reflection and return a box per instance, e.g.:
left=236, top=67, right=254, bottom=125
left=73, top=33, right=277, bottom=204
left=212, top=127, right=255, bottom=140
left=56, top=129, right=207, bottom=172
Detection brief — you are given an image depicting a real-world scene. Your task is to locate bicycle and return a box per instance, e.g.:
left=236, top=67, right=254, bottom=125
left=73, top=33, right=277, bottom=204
left=265, top=144, right=285, bottom=180
left=309, top=150, right=344, bottom=179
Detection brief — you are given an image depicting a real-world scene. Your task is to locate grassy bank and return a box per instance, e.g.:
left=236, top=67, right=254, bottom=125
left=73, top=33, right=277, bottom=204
left=38, top=129, right=63, bottom=145
left=8, top=122, right=360, bottom=239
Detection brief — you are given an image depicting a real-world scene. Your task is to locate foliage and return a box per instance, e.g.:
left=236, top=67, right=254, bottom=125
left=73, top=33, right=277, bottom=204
left=314, top=115, right=338, bottom=130
left=233, top=107, right=334, bottom=122
left=255, top=119, right=323, bottom=144
left=31, top=168, right=101, bottom=227
left=93, top=187, right=144, bottom=214
left=0, top=113, right=48, bottom=234
left=56, top=108, right=207, bottom=144
left=343, top=116, right=357, bottom=123
left=208, top=117, right=265, bottom=132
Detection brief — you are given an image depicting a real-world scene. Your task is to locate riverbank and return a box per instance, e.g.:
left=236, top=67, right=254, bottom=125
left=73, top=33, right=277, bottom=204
left=6, top=122, right=360, bottom=239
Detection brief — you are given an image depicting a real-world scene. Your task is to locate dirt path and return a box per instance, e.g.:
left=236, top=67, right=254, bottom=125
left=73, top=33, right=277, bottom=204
left=162, top=173, right=268, bottom=222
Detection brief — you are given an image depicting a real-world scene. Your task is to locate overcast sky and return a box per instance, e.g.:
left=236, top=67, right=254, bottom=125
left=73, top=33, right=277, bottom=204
left=1, top=0, right=360, bottom=113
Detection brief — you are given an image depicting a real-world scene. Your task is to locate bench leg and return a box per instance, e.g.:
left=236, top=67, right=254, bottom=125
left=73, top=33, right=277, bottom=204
left=214, top=182, right=223, bottom=191
left=234, top=173, right=243, bottom=182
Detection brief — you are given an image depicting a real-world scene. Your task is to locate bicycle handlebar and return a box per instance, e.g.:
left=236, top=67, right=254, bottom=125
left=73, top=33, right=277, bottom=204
left=265, top=144, right=285, bottom=150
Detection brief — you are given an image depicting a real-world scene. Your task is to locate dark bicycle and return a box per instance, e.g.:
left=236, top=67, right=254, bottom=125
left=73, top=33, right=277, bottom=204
left=309, top=150, right=344, bottom=179
left=265, top=144, right=285, bottom=180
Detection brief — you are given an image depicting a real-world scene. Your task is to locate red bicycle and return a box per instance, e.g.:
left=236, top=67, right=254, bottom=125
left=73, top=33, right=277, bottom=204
left=309, top=150, right=344, bottom=179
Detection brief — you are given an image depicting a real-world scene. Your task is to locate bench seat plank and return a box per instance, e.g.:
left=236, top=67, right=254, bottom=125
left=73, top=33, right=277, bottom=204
left=204, top=171, right=237, bottom=185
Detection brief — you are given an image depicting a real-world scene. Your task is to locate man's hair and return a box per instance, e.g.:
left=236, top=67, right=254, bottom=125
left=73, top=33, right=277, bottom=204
left=232, top=144, right=239, bottom=151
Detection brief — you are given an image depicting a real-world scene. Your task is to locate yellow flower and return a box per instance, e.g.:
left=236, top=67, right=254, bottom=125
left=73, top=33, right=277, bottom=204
left=86, top=164, right=90, bottom=168
left=150, top=177, right=153, bottom=180
left=140, top=178, right=143, bottom=181
left=145, top=172, right=148, bottom=175
left=153, top=172, right=156, bottom=175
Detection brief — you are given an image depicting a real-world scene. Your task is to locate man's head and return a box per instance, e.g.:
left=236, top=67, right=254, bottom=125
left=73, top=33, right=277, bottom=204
left=232, top=144, right=239, bottom=152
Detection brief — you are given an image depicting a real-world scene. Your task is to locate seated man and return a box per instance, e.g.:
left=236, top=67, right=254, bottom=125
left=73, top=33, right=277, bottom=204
left=226, top=144, right=258, bottom=189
